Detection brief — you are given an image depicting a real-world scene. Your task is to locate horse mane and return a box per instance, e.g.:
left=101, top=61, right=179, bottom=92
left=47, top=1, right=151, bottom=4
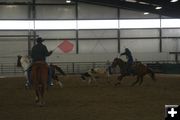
left=117, top=58, right=126, bottom=63
left=115, top=58, right=126, bottom=66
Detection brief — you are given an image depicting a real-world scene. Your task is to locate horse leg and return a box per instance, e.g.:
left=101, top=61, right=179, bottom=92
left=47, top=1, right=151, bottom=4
left=24, top=72, right=29, bottom=88
left=139, top=76, right=144, bottom=85
left=88, top=78, right=92, bottom=85
left=115, top=75, right=124, bottom=86
left=90, top=75, right=97, bottom=85
left=35, top=86, right=42, bottom=106
left=106, top=72, right=111, bottom=84
left=35, top=87, right=40, bottom=104
left=131, top=75, right=140, bottom=86
left=55, top=77, right=63, bottom=88
left=93, top=77, right=98, bottom=86
left=40, top=84, right=45, bottom=106
left=35, top=84, right=45, bottom=107
left=147, top=68, right=156, bottom=82
left=40, top=66, right=48, bottom=106
left=35, top=89, right=39, bottom=103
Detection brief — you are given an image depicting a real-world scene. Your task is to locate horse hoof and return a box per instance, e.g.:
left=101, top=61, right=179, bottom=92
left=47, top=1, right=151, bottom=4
left=35, top=97, right=39, bottom=103
left=36, top=102, right=43, bottom=107
left=35, top=101, right=45, bottom=107
left=107, top=81, right=111, bottom=84
left=35, top=99, right=39, bottom=103
left=114, top=83, right=120, bottom=86
left=139, top=83, right=143, bottom=86
left=25, top=84, right=30, bottom=89
left=25, top=86, right=29, bottom=90
left=40, top=102, right=45, bottom=107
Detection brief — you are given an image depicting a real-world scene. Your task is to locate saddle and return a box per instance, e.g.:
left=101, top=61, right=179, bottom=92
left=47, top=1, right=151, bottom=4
left=33, top=61, right=47, bottom=65
left=124, top=63, right=136, bottom=75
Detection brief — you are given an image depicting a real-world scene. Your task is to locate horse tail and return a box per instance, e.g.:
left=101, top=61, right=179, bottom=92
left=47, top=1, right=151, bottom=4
left=33, top=66, right=42, bottom=98
left=147, top=67, right=156, bottom=81
left=55, top=65, right=66, bottom=76
left=36, top=66, right=43, bottom=87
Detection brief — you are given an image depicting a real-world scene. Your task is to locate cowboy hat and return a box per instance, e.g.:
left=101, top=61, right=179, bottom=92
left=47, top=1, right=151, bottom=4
left=36, top=37, right=44, bottom=43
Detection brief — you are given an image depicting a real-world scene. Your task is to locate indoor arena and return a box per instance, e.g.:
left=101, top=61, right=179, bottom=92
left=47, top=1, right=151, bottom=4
left=0, top=0, right=180, bottom=120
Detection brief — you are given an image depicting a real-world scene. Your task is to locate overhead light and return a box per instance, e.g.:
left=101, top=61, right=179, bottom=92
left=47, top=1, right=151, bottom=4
left=144, top=12, right=149, bottom=15
left=66, top=0, right=71, bottom=3
left=6, top=5, right=17, bottom=8
left=170, top=0, right=178, bottom=2
left=125, top=0, right=137, bottom=3
left=152, top=4, right=158, bottom=6
left=138, top=1, right=149, bottom=5
left=155, top=6, right=162, bottom=10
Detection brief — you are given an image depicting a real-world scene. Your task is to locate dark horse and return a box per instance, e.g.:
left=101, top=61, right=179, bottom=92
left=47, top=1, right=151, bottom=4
left=17, top=55, right=66, bottom=88
left=31, top=61, right=48, bottom=106
left=111, top=57, right=156, bottom=86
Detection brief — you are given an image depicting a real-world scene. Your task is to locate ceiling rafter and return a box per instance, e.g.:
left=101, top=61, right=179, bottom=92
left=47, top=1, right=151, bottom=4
left=73, top=0, right=180, bottom=18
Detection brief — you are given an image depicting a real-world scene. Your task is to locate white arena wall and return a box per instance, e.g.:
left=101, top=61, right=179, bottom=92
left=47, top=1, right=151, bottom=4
left=0, top=0, right=180, bottom=76
left=0, top=52, right=174, bottom=63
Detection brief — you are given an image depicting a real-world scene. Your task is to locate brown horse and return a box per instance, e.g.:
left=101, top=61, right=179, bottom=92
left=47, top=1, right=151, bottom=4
left=31, top=61, right=48, bottom=106
left=111, top=57, right=156, bottom=86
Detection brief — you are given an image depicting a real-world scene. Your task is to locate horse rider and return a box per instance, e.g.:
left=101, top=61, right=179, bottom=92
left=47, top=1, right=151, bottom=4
left=29, top=37, right=53, bottom=86
left=120, top=48, right=134, bottom=75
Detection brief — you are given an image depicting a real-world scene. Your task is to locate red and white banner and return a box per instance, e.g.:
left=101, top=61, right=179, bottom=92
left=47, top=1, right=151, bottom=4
left=57, top=40, right=74, bottom=53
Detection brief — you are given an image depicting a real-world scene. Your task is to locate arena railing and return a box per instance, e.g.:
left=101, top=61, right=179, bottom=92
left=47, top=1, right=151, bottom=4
left=0, top=62, right=107, bottom=76
left=0, top=61, right=179, bottom=76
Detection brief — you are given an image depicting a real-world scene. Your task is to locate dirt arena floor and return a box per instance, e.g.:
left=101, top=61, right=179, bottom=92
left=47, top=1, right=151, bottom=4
left=0, top=74, right=180, bottom=120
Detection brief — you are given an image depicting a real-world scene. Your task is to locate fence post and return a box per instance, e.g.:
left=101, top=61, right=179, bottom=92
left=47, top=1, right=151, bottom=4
left=92, top=62, right=95, bottom=68
left=0, top=64, right=2, bottom=75
left=14, top=63, right=16, bottom=75
left=72, top=62, right=75, bottom=74
left=1, top=64, right=3, bottom=74
left=66, top=64, right=69, bottom=74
